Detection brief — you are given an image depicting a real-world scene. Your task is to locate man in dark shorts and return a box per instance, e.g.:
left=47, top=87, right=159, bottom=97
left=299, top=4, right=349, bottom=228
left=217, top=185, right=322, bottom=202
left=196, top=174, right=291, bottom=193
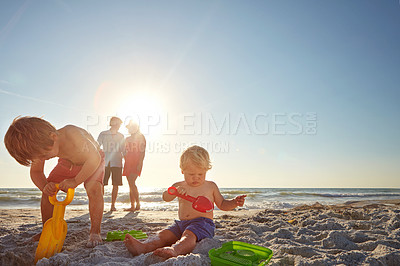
left=97, top=117, right=125, bottom=211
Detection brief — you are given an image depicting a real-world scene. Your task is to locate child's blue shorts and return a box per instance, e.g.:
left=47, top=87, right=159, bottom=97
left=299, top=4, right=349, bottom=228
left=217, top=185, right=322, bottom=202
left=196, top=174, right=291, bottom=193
left=166, top=217, right=215, bottom=242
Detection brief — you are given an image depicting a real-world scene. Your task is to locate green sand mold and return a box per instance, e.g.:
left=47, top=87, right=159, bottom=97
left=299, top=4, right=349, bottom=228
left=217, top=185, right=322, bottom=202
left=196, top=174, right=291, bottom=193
left=105, top=230, right=148, bottom=241
left=209, top=241, right=273, bottom=266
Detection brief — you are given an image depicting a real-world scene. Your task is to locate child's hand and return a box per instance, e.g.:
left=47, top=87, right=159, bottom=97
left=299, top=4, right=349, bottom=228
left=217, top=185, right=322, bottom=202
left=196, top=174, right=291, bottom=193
left=234, top=195, right=247, bottom=207
left=59, top=179, right=78, bottom=191
left=43, top=182, right=57, bottom=196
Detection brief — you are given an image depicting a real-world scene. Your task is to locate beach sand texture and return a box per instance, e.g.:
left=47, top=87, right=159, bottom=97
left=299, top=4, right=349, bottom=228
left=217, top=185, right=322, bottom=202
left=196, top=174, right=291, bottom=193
left=1, top=201, right=400, bottom=265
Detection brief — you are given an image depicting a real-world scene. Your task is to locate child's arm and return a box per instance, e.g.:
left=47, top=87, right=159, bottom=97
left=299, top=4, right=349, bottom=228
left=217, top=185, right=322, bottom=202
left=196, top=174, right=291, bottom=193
left=213, top=182, right=247, bottom=211
left=59, top=150, right=100, bottom=190
left=68, top=149, right=100, bottom=187
left=162, top=182, right=183, bottom=202
left=30, top=159, right=57, bottom=196
left=59, top=129, right=101, bottom=190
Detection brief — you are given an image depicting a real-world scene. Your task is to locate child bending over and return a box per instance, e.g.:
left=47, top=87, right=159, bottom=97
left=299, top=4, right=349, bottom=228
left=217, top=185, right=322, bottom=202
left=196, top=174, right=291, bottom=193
left=124, top=145, right=246, bottom=259
left=4, top=116, right=105, bottom=247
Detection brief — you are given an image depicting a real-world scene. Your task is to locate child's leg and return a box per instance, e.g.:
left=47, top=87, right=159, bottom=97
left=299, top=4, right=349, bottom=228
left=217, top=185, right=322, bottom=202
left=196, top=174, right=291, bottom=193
left=124, top=229, right=179, bottom=256
left=40, top=192, right=54, bottom=224
left=30, top=193, right=54, bottom=241
left=153, top=229, right=197, bottom=259
left=84, top=180, right=104, bottom=247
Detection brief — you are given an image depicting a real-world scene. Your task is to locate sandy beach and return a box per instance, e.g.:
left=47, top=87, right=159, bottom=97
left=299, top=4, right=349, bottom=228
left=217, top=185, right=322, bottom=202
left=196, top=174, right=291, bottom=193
left=1, top=200, right=400, bottom=265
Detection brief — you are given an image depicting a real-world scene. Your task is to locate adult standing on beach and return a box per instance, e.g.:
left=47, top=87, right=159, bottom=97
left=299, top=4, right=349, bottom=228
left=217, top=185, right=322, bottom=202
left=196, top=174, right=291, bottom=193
left=97, top=116, right=125, bottom=211
left=123, top=120, right=146, bottom=211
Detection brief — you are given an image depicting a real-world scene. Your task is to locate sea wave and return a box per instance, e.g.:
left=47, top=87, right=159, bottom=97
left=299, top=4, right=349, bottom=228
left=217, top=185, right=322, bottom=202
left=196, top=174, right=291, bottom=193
left=1, top=187, right=400, bottom=210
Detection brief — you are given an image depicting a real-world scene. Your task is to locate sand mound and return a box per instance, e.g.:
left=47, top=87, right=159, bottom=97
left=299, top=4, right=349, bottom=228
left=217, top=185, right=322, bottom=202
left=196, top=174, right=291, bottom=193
left=1, top=202, right=400, bottom=265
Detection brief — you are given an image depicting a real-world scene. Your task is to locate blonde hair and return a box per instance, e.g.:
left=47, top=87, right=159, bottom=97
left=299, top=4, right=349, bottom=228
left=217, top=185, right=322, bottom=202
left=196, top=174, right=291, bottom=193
left=126, top=120, right=140, bottom=135
left=4, top=116, right=57, bottom=166
left=180, top=145, right=212, bottom=171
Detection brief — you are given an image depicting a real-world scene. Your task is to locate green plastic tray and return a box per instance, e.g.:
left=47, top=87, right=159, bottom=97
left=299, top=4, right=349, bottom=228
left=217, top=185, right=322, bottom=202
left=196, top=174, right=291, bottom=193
left=209, top=241, right=273, bottom=266
left=105, top=230, right=147, bottom=241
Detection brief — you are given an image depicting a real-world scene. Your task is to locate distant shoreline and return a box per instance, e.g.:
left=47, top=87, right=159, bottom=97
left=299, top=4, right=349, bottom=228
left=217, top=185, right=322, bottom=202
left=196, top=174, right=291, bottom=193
left=1, top=187, right=400, bottom=211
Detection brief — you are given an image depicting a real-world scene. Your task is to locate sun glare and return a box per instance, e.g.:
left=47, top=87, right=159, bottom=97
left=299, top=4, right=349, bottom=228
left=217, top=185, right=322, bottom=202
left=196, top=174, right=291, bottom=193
left=116, top=92, right=164, bottom=139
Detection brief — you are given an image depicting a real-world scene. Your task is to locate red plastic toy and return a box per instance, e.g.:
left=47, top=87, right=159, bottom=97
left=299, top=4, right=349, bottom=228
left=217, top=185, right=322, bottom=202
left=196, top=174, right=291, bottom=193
left=168, top=186, right=214, bottom=213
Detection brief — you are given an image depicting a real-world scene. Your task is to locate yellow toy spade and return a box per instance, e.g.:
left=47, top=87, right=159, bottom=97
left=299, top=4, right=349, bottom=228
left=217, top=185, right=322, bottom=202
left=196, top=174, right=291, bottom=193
left=34, top=184, right=75, bottom=264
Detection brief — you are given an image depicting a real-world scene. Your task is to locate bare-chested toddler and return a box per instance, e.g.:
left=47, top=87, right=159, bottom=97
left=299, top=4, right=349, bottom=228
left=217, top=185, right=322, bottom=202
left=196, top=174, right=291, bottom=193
left=124, top=145, right=246, bottom=259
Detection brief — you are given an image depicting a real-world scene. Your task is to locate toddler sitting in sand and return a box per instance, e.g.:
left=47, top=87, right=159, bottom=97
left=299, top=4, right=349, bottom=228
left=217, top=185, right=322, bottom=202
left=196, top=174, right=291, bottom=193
left=4, top=116, right=105, bottom=247
left=124, top=145, right=246, bottom=259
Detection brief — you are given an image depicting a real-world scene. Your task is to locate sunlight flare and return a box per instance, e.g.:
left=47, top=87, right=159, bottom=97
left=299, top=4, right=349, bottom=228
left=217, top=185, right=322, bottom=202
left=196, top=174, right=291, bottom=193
left=116, top=92, right=164, bottom=138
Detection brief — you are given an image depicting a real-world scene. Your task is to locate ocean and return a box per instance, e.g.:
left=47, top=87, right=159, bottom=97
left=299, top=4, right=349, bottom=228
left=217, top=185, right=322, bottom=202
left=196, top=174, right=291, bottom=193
left=1, top=187, right=399, bottom=211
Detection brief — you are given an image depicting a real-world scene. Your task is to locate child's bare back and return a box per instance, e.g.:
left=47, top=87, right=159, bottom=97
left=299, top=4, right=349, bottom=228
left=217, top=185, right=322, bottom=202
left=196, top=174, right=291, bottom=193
left=55, top=125, right=101, bottom=165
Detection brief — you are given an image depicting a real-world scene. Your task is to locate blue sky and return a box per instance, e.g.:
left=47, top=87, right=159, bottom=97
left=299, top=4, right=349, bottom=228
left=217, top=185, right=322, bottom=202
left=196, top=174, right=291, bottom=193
left=0, top=0, right=399, bottom=188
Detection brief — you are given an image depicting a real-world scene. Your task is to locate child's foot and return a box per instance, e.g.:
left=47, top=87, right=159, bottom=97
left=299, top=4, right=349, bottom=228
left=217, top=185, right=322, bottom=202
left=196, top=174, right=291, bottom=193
left=153, top=247, right=178, bottom=259
left=86, top=233, right=102, bottom=248
left=124, top=234, right=146, bottom=256
left=110, top=205, right=116, bottom=211
left=135, top=204, right=140, bottom=211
